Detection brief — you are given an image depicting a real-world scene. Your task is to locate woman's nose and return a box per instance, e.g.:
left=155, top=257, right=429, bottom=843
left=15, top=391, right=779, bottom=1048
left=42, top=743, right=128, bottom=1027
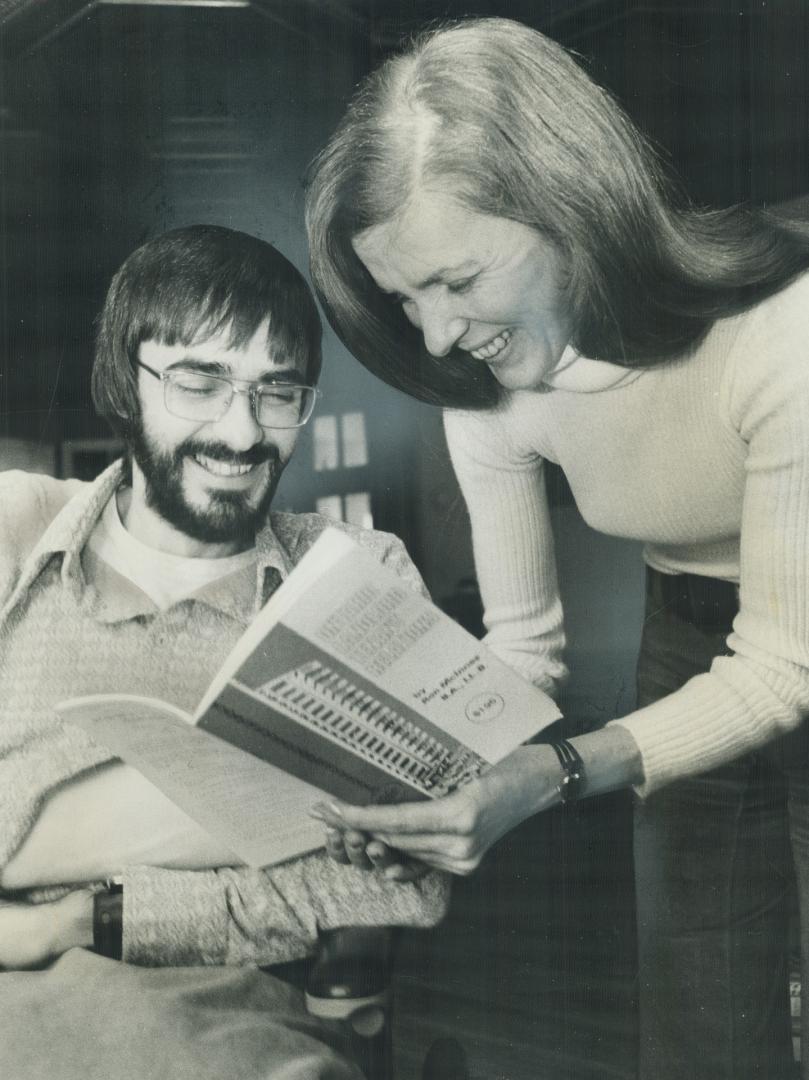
left=417, top=302, right=469, bottom=358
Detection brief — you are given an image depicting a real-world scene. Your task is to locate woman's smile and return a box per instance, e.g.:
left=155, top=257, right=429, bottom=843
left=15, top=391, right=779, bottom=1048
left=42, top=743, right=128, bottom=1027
left=467, top=329, right=513, bottom=362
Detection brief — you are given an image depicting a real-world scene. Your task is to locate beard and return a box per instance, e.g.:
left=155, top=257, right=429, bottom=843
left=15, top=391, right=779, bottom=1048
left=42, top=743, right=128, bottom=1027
left=127, top=425, right=284, bottom=547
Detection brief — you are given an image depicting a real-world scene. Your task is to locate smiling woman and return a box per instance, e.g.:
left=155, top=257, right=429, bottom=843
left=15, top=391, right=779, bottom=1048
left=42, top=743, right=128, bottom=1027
left=305, top=16, right=809, bottom=1080
left=306, top=18, right=809, bottom=409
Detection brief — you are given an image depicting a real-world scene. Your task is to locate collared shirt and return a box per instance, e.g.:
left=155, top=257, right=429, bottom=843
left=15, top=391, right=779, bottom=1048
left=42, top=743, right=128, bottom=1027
left=1, top=460, right=300, bottom=629
left=0, top=462, right=436, bottom=965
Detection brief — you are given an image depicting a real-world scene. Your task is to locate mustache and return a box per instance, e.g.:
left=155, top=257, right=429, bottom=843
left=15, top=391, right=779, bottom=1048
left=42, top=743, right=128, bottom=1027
left=179, top=441, right=280, bottom=468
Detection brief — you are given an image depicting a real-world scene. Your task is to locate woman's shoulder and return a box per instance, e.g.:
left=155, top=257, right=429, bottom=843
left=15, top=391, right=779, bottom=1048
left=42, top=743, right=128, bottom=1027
left=443, top=393, right=554, bottom=467
left=729, top=271, right=809, bottom=350
left=719, top=270, right=809, bottom=424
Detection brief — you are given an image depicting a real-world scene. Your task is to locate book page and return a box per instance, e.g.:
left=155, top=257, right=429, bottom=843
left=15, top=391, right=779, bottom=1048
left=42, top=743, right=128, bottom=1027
left=56, top=696, right=325, bottom=868
left=195, top=529, right=560, bottom=805
left=271, top=532, right=559, bottom=763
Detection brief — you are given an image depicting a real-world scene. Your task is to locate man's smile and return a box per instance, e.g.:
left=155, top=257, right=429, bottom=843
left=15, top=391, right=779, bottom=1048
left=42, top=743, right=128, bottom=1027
left=191, top=453, right=258, bottom=478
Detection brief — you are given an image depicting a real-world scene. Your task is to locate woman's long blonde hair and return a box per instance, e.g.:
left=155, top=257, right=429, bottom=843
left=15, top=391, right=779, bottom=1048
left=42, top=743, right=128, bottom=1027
left=306, top=17, right=809, bottom=408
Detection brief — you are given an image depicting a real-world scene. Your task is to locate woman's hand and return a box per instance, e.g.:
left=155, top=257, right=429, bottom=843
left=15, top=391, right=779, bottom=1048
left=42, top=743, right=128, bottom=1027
left=0, top=889, right=94, bottom=970
left=313, top=727, right=644, bottom=878
left=323, top=827, right=430, bottom=882
left=312, top=742, right=566, bottom=877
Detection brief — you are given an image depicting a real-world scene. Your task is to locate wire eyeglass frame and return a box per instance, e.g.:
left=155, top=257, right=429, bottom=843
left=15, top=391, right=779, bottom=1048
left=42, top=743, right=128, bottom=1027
left=135, top=359, right=319, bottom=429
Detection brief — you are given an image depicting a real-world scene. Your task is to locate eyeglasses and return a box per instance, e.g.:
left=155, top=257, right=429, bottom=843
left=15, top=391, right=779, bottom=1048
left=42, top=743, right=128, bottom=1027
left=135, top=360, right=319, bottom=429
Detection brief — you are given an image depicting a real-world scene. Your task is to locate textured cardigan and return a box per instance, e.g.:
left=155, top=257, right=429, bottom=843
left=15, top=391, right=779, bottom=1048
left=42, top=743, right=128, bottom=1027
left=0, top=462, right=448, bottom=965
left=445, top=273, right=809, bottom=796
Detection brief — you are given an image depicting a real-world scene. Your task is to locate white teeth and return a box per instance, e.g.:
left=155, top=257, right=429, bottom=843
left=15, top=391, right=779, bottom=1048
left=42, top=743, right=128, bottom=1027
left=470, top=329, right=512, bottom=361
left=193, top=454, right=253, bottom=477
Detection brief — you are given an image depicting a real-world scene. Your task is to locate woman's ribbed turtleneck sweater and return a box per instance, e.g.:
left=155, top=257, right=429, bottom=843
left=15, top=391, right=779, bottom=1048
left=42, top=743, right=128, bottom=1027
left=444, top=273, right=809, bottom=795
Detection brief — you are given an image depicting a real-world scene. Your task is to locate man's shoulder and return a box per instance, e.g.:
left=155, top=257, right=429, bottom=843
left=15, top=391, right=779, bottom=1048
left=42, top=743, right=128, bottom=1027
left=0, top=471, right=88, bottom=596
left=268, top=511, right=426, bottom=595
left=0, top=469, right=87, bottom=537
left=268, top=510, right=409, bottom=562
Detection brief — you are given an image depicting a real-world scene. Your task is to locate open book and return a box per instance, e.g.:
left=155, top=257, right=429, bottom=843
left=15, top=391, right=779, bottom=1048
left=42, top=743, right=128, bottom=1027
left=56, top=528, right=560, bottom=869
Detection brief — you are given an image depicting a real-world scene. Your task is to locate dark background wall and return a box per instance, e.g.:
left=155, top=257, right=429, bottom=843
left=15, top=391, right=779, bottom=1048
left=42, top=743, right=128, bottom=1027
left=1, top=0, right=808, bottom=725
left=1, top=5, right=807, bottom=1073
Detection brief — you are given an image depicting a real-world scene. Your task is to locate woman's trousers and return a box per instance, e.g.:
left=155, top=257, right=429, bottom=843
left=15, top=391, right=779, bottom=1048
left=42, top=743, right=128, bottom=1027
left=634, top=568, right=808, bottom=1080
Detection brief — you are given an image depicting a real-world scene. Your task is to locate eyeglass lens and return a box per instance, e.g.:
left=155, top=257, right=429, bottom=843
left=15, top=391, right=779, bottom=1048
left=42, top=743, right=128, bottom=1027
left=164, top=371, right=315, bottom=428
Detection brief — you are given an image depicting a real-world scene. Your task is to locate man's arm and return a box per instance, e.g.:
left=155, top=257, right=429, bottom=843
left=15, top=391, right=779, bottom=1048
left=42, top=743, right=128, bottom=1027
left=1, top=761, right=241, bottom=891
left=120, top=856, right=450, bottom=967
left=2, top=754, right=450, bottom=970
left=0, top=760, right=240, bottom=968
left=2, top=843, right=450, bottom=970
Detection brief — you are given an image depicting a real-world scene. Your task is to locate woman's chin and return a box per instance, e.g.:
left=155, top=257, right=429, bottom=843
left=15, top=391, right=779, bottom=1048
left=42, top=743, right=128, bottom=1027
left=486, top=361, right=547, bottom=393
left=486, top=344, right=560, bottom=393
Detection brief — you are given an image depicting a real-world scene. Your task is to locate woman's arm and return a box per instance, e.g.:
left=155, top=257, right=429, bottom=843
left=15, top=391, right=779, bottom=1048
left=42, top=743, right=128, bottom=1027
left=313, top=725, right=643, bottom=877
left=443, top=408, right=568, bottom=693
left=314, top=406, right=585, bottom=880
left=611, top=295, right=809, bottom=794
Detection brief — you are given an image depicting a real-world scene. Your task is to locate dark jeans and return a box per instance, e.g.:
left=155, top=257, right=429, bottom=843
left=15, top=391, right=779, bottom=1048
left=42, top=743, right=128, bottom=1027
left=634, top=570, right=808, bottom=1079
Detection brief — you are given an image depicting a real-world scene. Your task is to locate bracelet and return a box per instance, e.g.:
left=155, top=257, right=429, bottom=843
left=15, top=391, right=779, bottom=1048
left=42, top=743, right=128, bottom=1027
left=92, top=883, right=123, bottom=960
left=550, top=739, right=585, bottom=805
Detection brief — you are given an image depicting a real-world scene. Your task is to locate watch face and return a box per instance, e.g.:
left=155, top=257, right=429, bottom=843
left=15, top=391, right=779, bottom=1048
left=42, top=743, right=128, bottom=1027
left=560, top=769, right=583, bottom=804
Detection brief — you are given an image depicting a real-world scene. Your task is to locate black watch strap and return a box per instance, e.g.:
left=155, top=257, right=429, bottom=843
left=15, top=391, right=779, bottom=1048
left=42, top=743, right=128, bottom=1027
left=93, top=883, right=123, bottom=960
left=550, top=739, right=585, bottom=805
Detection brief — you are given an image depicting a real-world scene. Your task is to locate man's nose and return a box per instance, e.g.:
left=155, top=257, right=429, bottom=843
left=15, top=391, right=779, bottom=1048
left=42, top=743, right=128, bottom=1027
left=417, top=301, right=469, bottom=358
left=209, top=387, right=264, bottom=449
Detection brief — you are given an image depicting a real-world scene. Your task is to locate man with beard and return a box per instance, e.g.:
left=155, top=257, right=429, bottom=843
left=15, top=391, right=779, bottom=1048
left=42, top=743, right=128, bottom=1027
left=0, top=226, right=447, bottom=1080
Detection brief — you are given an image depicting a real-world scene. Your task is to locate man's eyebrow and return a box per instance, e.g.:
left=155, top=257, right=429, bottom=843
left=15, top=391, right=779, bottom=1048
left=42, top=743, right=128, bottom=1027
left=164, top=358, right=229, bottom=375
left=255, top=368, right=307, bottom=385
left=164, top=358, right=306, bottom=382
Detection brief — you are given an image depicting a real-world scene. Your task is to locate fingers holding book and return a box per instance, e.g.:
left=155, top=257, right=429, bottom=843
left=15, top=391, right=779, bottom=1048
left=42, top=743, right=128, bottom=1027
left=322, top=825, right=429, bottom=883
left=311, top=785, right=496, bottom=878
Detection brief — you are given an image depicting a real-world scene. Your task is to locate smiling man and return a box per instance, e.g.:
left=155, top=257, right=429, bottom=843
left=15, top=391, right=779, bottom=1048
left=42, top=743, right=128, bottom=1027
left=0, top=226, right=446, bottom=1080
left=127, top=323, right=304, bottom=553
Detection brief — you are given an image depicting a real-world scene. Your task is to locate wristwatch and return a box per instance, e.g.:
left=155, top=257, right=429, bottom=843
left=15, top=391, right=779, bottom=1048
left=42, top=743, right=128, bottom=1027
left=550, top=739, right=586, bottom=805
left=93, top=882, right=123, bottom=960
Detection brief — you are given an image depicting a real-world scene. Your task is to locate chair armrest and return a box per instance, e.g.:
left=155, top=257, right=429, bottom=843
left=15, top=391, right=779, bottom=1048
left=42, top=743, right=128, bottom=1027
left=305, top=926, right=394, bottom=1023
left=304, top=927, right=470, bottom=1080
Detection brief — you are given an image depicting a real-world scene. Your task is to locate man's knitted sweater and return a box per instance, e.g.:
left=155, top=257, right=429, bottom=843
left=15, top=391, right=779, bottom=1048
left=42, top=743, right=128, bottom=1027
left=0, top=462, right=448, bottom=965
left=445, top=273, right=809, bottom=796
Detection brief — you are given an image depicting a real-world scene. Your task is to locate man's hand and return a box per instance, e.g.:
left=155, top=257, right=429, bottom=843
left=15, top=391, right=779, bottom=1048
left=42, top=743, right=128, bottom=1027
left=0, top=890, right=94, bottom=970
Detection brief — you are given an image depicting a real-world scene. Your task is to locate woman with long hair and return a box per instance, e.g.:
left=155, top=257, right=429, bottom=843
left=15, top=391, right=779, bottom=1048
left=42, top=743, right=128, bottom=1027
left=305, top=18, right=809, bottom=1078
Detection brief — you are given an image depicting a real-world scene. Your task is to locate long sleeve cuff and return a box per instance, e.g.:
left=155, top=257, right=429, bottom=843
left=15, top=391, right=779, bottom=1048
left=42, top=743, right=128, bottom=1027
left=121, top=854, right=450, bottom=968
left=122, top=865, right=230, bottom=966
left=610, top=653, right=807, bottom=797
